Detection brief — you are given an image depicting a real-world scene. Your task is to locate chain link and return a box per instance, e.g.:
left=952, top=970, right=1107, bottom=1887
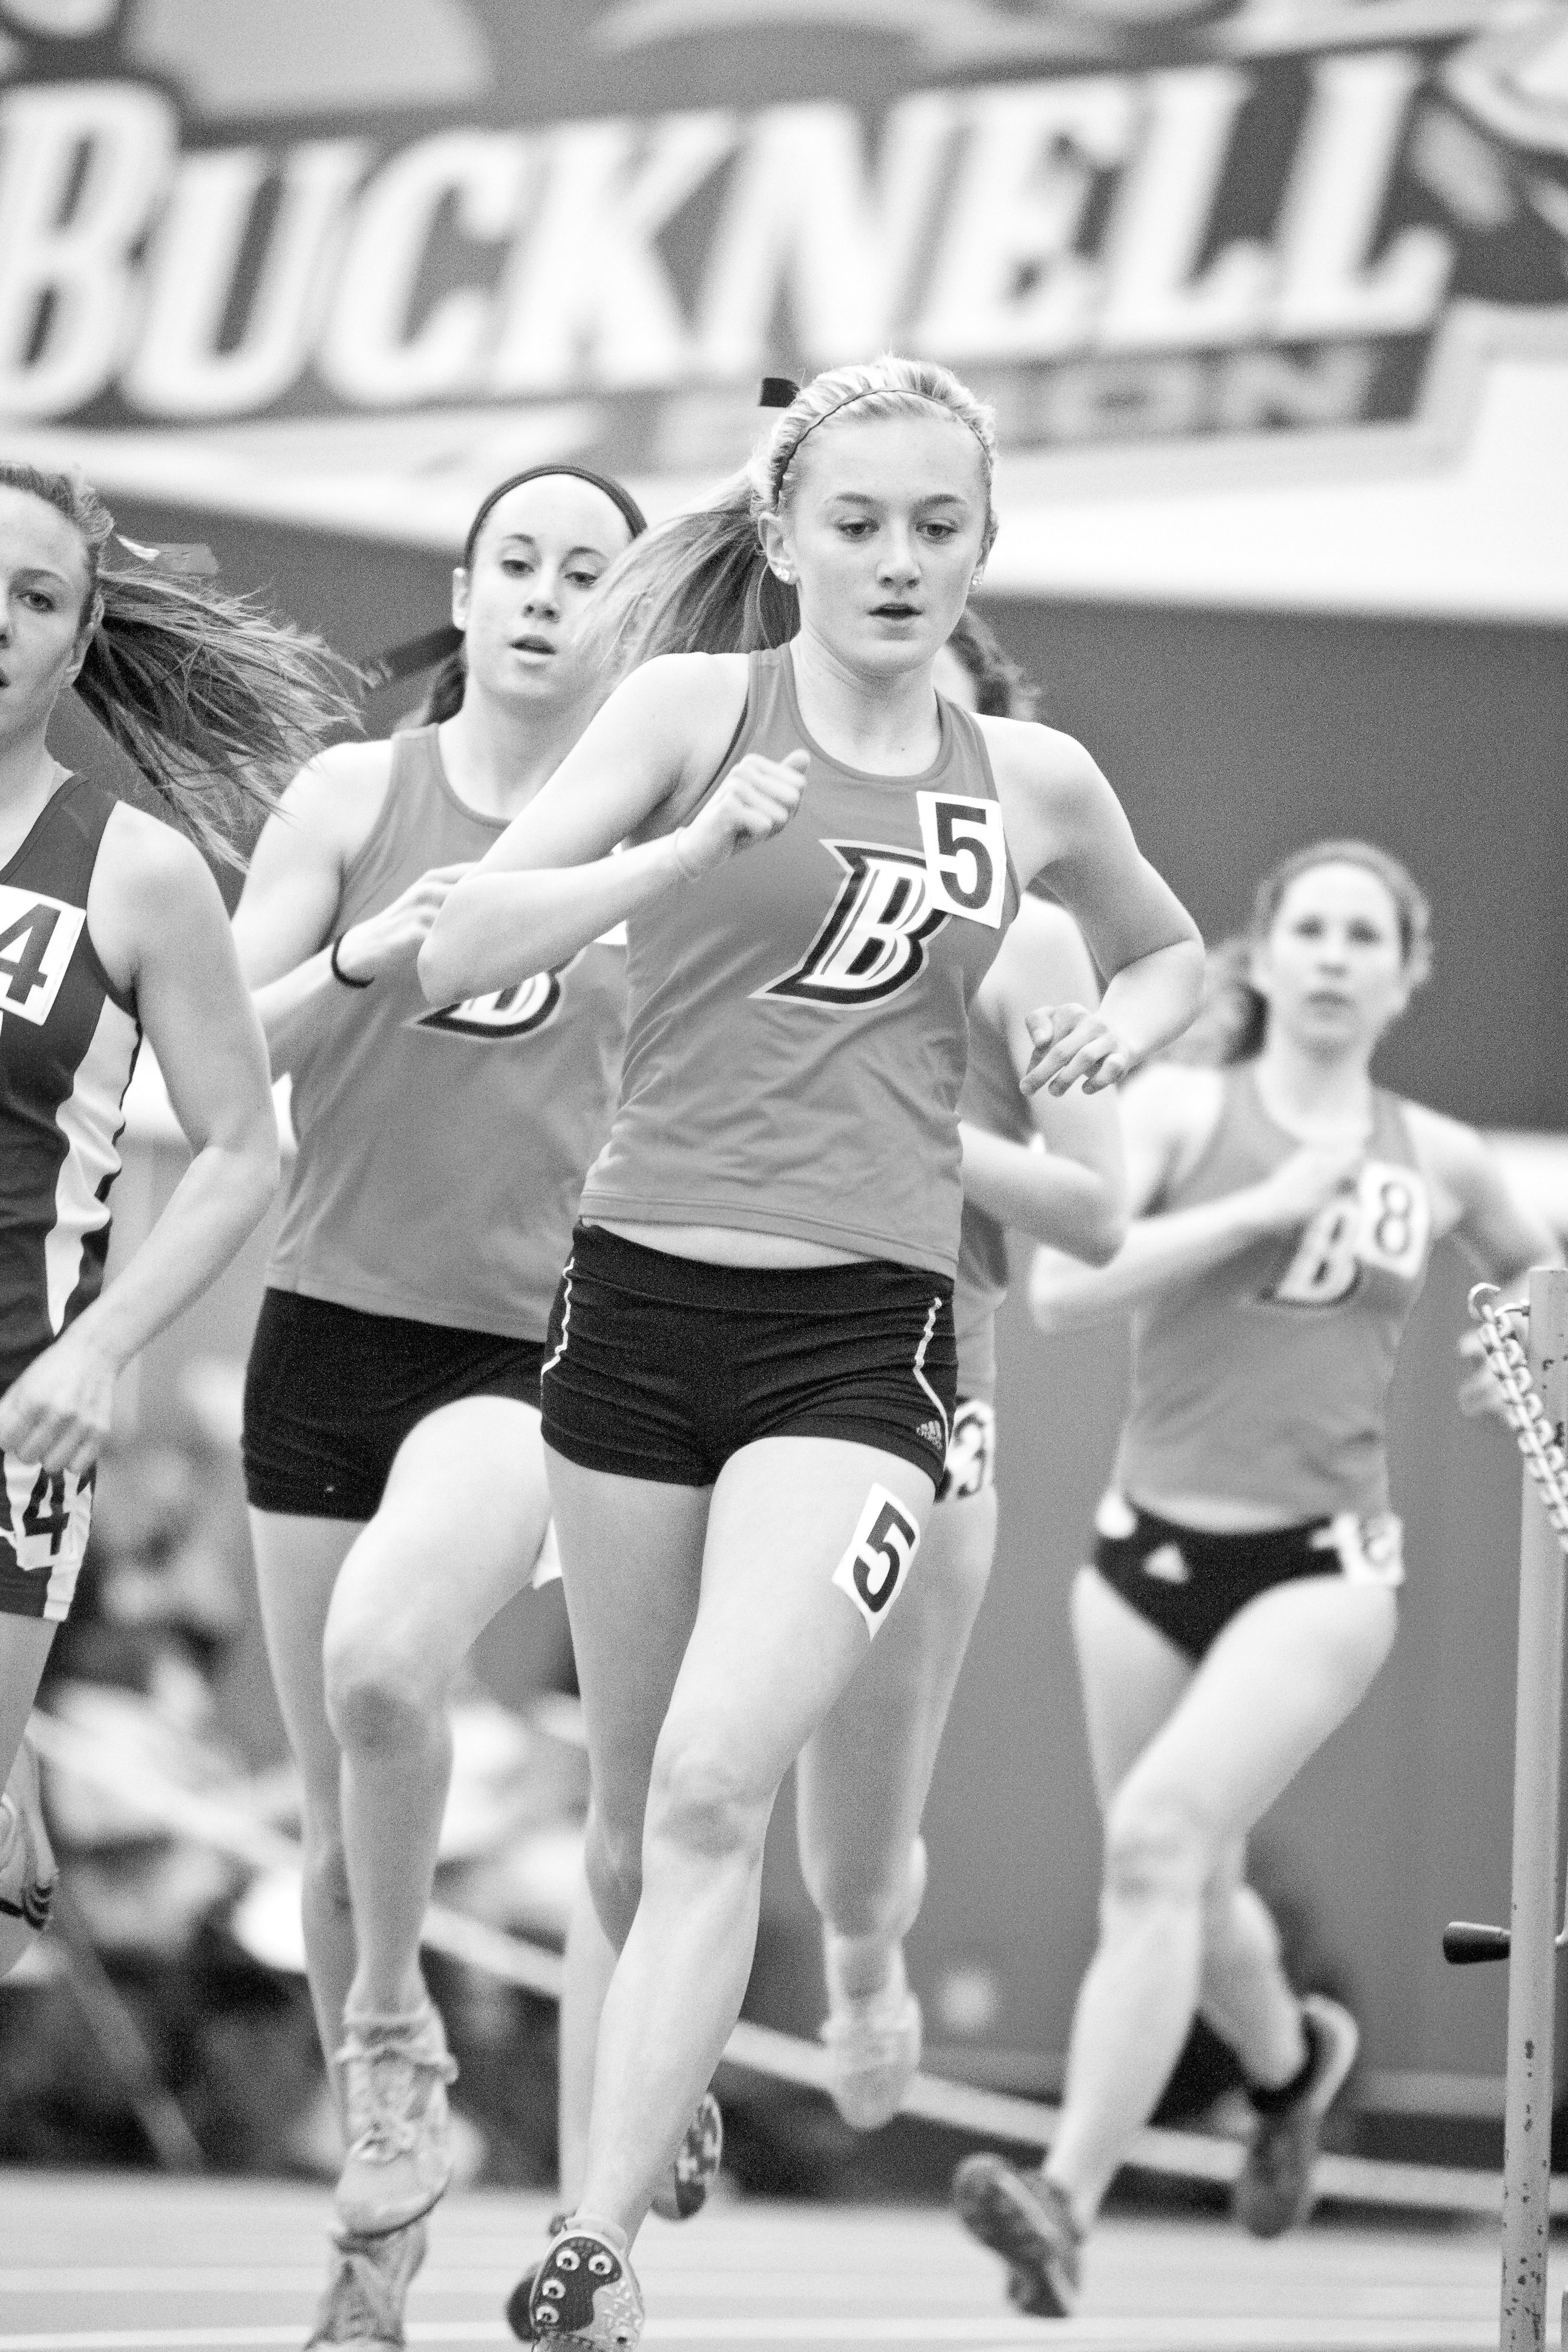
left=1468, top=1284, right=1568, bottom=1555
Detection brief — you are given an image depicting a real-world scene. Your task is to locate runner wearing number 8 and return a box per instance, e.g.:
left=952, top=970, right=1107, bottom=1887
left=421, top=354, right=1202, bottom=2350
left=0, top=462, right=347, bottom=1980
left=797, top=612, right=1127, bottom=2131
left=953, top=840, right=1560, bottom=2318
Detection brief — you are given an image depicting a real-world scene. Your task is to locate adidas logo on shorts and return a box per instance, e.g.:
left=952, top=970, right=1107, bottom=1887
left=916, top=1419, right=945, bottom=1447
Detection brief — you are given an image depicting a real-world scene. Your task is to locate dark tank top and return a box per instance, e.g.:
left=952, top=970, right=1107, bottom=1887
left=580, top=644, right=1021, bottom=1277
left=269, top=727, right=625, bottom=1340
left=0, top=774, right=141, bottom=1395
left=952, top=988, right=1033, bottom=1403
left=1116, top=1065, right=1433, bottom=1520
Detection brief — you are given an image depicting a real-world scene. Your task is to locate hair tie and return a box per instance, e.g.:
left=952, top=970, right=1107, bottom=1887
left=111, top=534, right=218, bottom=577
left=759, top=376, right=801, bottom=409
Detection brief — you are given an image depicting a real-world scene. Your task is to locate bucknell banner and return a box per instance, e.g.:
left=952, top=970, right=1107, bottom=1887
left=0, top=0, right=1564, bottom=616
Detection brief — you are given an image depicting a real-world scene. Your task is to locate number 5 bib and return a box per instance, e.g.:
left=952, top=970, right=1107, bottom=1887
left=918, top=793, right=1008, bottom=928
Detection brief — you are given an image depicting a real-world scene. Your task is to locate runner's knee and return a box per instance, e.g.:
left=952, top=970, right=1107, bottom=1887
left=322, top=1624, right=443, bottom=1756
left=647, top=1733, right=770, bottom=1872
left=1103, top=1784, right=1214, bottom=1906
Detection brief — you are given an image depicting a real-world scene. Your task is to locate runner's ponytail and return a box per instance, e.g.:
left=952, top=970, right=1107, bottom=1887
left=2, top=464, right=361, bottom=867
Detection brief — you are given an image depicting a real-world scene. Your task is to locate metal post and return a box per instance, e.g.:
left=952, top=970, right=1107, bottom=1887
left=1501, top=1266, right=1568, bottom=2352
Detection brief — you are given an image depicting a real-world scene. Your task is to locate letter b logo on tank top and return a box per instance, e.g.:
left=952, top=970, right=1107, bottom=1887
left=754, top=843, right=947, bottom=1008
left=1268, top=1161, right=1431, bottom=1307
left=411, top=966, right=567, bottom=1040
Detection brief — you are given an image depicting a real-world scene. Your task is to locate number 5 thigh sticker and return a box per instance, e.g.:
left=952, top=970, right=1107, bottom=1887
left=832, top=1485, right=921, bottom=1638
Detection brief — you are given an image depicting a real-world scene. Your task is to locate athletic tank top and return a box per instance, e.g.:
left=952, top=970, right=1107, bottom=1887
left=952, top=992, right=1033, bottom=1403
left=580, top=644, right=1020, bottom=1277
left=269, top=727, right=625, bottom=1341
left=0, top=774, right=141, bottom=1395
left=1115, top=1065, right=1433, bottom=1520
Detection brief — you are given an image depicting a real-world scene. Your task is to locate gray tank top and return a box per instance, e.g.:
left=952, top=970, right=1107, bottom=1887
left=952, top=991, right=1033, bottom=1403
left=269, top=727, right=625, bottom=1339
left=580, top=644, right=1019, bottom=1277
left=1115, top=1066, right=1432, bottom=1519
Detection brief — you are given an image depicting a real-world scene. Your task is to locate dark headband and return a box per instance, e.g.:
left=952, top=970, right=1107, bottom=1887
left=363, top=465, right=647, bottom=689
left=462, top=464, right=647, bottom=569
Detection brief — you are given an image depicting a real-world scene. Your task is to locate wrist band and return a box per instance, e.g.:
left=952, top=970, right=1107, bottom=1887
left=329, top=935, right=373, bottom=989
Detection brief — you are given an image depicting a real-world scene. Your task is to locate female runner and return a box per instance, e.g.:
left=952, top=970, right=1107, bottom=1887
left=0, top=461, right=344, bottom=1975
left=422, top=353, right=1204, bottom=2351
left=954, top=840, right=1558, bottom=2316
left=232, top=466, right=642, bottom=2348
left=547, top=612, right=1130, bottom=2181
left=800, top=610, right=1128, bottom=2125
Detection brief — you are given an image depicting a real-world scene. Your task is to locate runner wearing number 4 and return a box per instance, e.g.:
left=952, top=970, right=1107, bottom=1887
left=953, top=840, right=1560, bottom=2318
left=796, top=612, right=1126, bottom=2131
left=422, top=354, right=1202, bottom=2350
left=0, top=462, right=345, bottom=1981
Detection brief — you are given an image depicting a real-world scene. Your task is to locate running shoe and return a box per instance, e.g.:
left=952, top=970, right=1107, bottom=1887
left=305, top=2216, right=428, bottom=2350
left=649, top=2089, right=724, bottom=2220
left=822, top=1945, right=923, bottom=2131
left=507, top=2217, right=642, bottom=2349
left=952, top=2153, right=1082, bottom=2318
left=1233, top=1993, right=1360, bottom=2239
left=0, top=1733, right=57, bottom=1981
left=334, top=2002, right=459, bottom=2237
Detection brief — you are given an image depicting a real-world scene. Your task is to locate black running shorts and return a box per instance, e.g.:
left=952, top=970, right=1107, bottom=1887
left=540, top=1223, right=956, bottom=1489
left=243, top=1289, right=546, bottom=1521
left=1090, top=1491, right=1404, bottom=1662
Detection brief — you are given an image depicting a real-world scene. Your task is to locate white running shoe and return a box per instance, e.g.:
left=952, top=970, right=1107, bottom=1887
left=334, top=2003, right=458, bottom=2237
left=822, top=1942, right=923, bottom=2131
left=1233, top=1992, right=1361, bottom=2239
left=511, top=2216, right=643, bottom=2349
left=305, top=2216, right=428, bottom=2350
left=0, top=1733, right=57, bottom=1981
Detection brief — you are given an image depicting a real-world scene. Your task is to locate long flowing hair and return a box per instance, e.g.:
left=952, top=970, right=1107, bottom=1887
left=1, top=464, right=361, bottom=866
left=1169, top=838, right=1434, bottom=1068
left=577, top=354, right=999, bottom=685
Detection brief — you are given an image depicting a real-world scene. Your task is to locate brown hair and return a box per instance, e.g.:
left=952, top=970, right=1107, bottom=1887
left=1, top=463, right=361, bottom=865
left=942, top=607, right=1040, bottom=721
left=1170, top=838, right=1434, bottom=1067
left=577, top=354, right=998, bottom=684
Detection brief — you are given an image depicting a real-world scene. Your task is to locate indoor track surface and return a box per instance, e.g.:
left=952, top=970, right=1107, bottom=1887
left=0, top=2174, right=1553, bottom=2352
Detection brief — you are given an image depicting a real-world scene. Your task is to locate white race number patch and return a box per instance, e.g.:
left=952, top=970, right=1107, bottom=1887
left=1311, top=1509, right=1406, bottom=1589
left=0, top=886, right=85, bottom=1029
left=1269, top=1160, right=1431, bottom=1306
left=831, top=1485, right=921, bottom=1638
left=936, top=1399, right=996, bottom=1503
left=916, top=793, right=1008, bottom=929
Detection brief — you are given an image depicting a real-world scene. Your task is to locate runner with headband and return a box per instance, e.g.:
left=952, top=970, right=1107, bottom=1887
left=423, top=354, right=1204, bottom=2351
left=0, top=459, right=345, bottom=1976
left=953, top=840, right=1557, bottom=2315
left=233, top=466, right=642, bottom=2350
left=800, top=609, right=1128, bottom=2126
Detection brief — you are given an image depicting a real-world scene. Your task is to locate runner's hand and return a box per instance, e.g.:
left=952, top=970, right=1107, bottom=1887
left=1456, top=1322, right=1519, bottom=1422
left=335, top=863, right=474, bottom=981
left=0, top=1325, right=118, bottom=1477
left=1021, top=1003, right=1133, bottom=1097
left=672, top=751, right=809, bottom=879
left=1246, top=1145, right=1365, bottom=1235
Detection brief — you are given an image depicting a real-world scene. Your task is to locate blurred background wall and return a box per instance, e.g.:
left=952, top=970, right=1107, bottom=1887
left=5, top=0, right=1568, bottom=2163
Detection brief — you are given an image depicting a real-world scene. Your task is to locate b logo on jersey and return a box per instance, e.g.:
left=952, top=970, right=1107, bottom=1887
left=0, top=887, right=84, bottom=1030
left=754, top=843, right=948, bottom=1008
left=411, top=969, right=563, bottom=1040
left=1266, top=1161, right=1431, bottom=1308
